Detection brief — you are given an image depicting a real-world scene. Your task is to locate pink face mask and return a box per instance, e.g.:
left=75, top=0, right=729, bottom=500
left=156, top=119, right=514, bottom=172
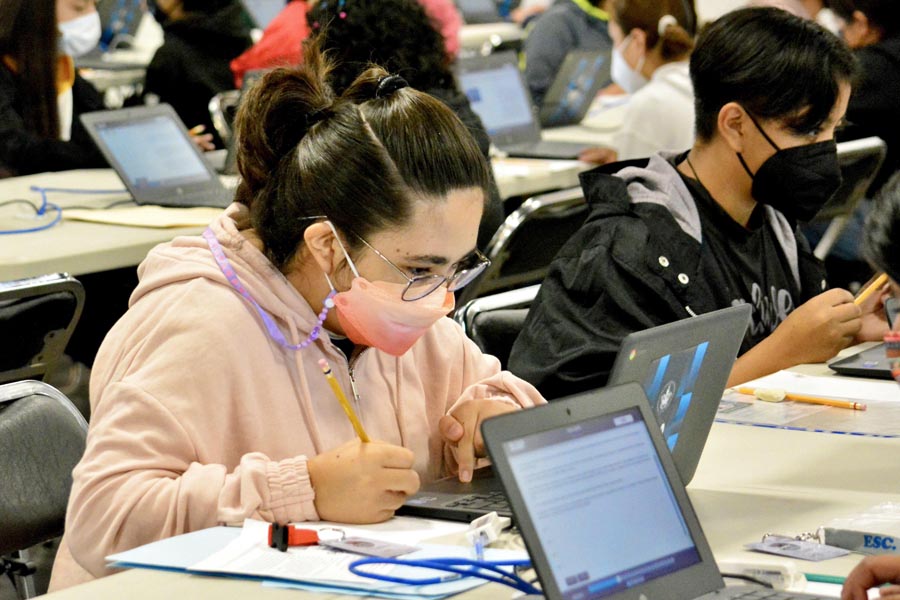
left=325, top=223, right=455, bottom=356
left=333, top=279, right=454, bottom=356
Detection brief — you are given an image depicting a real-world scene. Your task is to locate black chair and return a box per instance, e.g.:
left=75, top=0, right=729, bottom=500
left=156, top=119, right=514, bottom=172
left=811, top=136, right=886, bottom=260
left=0, top=274, right=85, bottom=386
left=454, top=284, right=540, bottom=369
left=0, top=380, right=88, bottom=599
left=457, top=186, right=586, bottom=305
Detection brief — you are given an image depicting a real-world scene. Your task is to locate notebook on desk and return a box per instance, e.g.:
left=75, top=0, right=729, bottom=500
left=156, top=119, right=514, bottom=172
left=80, top=104, right=230, bottom=209
left=397, top=305, right=750, bottom=522
left=456, top=51, right=595, bottom=159
left=482, top=383, right=832, bottom=600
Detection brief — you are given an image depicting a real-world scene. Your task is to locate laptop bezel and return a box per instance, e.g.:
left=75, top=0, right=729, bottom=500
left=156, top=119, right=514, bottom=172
left=538, top=50, right=611, bottom=128
left=455, top=51, right=544, bottom=148
left=608, top=304, right=751, bottom=485
left=482, top=383, right=726, bottom=600
left=80, top=104, right=228, bottom=208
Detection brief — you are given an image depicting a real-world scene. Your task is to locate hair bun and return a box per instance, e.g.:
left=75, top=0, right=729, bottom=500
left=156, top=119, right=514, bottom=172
left=375, top=74, right=409, bottom=99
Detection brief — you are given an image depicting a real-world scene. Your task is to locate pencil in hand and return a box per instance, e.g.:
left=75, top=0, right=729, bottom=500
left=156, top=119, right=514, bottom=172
left=318, top=358, right=370, bottom=442
left=855, top=273, right=888, bottom=306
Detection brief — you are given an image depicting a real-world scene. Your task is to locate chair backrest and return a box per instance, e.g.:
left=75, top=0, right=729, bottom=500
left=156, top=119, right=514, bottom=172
left=454, top=284, right=540, bottom=368
left=0, top=274, right=85, bottom=385
left=0, top=380, right=88, bottom=556
left=208, top=90, right=243, bottom=147
left=814, top=136, right=886, bottom=221
left=457, top=186, right=587, bottom=305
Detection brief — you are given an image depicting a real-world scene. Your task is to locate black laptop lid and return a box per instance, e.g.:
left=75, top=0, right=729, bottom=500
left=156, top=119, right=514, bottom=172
left=607, top=305, right=751, bottom=485
left=482, top=383, right=725, bottom=600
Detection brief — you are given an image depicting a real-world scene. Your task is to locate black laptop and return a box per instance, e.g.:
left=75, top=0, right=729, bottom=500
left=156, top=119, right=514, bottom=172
left=538, top=50, right=611, bottom=128
left=829, top=297, right=898, bottom=380
left=481, top=383, right=833, bottom=600
left=398, top=305, right=750, bottom=522
left=456, top=51, right=596, bottom=159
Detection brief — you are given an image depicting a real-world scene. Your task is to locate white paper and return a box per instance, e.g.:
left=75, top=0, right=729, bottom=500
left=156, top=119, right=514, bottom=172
left=740, top=371, right=900, bottom=404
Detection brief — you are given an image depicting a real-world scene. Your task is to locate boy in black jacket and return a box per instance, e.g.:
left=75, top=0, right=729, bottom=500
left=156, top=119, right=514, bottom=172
left=509, top=7, right=890, bottom=400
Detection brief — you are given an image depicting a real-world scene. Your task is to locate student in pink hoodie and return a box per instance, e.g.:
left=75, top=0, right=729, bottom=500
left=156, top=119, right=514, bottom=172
left=50, top=40, right=544, bottom=589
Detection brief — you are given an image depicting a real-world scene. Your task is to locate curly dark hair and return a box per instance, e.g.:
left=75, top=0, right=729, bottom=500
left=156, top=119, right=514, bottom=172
left=306, top=0, right=455, bottom=95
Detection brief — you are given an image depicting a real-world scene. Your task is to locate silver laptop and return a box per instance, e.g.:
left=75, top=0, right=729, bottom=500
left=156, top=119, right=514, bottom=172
left=538, top=50, right=611, bottom=128
left=456, top=51, right=595, bottom=159
left=482, top=383, right=832, bottom=600
left=608, top=304, right=751, bottom=484
left=80, top=104, right=230, bottom=209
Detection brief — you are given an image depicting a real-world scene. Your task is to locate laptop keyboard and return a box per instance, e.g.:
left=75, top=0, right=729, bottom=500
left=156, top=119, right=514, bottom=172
left=444, top=491, right=511, bottom=514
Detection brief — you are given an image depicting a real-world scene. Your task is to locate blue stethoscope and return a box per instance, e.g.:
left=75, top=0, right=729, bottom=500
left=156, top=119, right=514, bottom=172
left=349, top=556, right=541, bottom=595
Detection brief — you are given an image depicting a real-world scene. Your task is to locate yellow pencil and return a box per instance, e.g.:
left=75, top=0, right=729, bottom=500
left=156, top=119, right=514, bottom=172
left=737, top=387, right=867, bottom=411
left=188, top=125, right=206, bottom=136
left=855, top=273, right=888, bottom=306
left=318, top=358, right=370, bottom=442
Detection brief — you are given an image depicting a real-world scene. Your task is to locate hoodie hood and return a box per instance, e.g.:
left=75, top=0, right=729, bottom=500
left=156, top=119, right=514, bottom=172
left=132, top=203, right=322, bottom=342
left=580, top=152, right=802, bottom=288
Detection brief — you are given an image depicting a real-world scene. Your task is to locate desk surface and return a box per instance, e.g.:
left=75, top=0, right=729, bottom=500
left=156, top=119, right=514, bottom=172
left=43, top=417, right=899, bottom=599
left=0, top=159, right=590, bottom=281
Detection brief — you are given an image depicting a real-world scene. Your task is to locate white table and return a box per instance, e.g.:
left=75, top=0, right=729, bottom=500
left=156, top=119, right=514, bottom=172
left=0, top=159, right=590, bottom=281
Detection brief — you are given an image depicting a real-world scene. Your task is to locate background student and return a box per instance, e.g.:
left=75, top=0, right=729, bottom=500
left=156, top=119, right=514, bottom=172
left=49, top=41, right=543, bottom=590
left=307, top=0, right=504, bottom=250
left=143, top=0, right=252, bottom=148
left=863, top=173, right=900, bottom=299
left=508, top=7, right=888, bottom=400
left=579, top=0, right=696, bottom=165
left=231, top=0, right=462, bottom=87
left=524, top=0, right=613, bottom=109
left=0, top=0, right=107, bottom=177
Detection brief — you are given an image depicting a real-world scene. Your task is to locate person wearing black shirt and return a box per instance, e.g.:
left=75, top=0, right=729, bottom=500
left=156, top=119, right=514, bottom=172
left=508, top=8, right=890, bottom=400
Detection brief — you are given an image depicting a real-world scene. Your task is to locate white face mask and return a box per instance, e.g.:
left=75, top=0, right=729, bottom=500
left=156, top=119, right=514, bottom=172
left=610, top=34, right=648, bottom=94
left=59, top=11, right=102, bottom=58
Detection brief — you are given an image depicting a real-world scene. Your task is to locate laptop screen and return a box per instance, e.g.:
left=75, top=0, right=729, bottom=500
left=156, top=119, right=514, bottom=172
left=240, top=0, right=285, bottom=29
left=92, top=115, right=213, bottom=190
left=459, top=62, right=535, bottom=137
left=502, top=407, right=701, bottom=600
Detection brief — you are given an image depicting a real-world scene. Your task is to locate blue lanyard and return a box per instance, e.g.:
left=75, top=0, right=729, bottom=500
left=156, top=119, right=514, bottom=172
left=348, top=556, right=540, bottom=595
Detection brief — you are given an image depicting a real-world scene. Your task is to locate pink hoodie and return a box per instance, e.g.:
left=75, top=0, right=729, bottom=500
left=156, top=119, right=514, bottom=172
left=49, top=204, right=544, bottom=590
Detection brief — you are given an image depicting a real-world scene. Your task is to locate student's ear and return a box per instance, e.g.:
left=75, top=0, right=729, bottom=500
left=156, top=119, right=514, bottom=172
left=716, top=102, right=748, bottom=154
left=303, top=222, right=343, bottom=276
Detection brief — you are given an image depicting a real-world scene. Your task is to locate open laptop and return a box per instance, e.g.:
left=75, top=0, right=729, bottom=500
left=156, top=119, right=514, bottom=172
left=538, top=50, right=611, bottom=128
left=455, top=0, right=502, bottom=24
left=456, top=51, right=596, bottom=159
left=829, top=297, right=898, bottom=380
left=397, top=305, right=750, bottom=522
left=76, top=0, right=147, bottom=70
left=607, top=304, right=751, bottom=484
left=80, top=104, right=230, bottom=209
left=482, top=383, right=832, bottom=600
left=240, top=0, right=286, bottom=29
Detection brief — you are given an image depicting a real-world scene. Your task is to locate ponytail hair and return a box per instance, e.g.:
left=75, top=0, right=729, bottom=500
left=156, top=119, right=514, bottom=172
left=232, top=38, right=491, bottom=271
left=613, top=0, right=695, bottom=61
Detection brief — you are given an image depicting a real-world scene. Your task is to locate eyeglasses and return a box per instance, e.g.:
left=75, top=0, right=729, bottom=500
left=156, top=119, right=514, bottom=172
left=352, top=234, right=490, bottom=301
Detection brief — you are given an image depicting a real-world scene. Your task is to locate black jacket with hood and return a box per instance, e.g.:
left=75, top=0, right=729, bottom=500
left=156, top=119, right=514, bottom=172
left=507, top=153, right=827, bottom=400
left=143, top=2, right=252, bottom=147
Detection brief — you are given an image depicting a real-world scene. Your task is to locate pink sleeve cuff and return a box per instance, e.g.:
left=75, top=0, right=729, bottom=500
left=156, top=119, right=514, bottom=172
left=264, top=456, right=319, bottom=523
